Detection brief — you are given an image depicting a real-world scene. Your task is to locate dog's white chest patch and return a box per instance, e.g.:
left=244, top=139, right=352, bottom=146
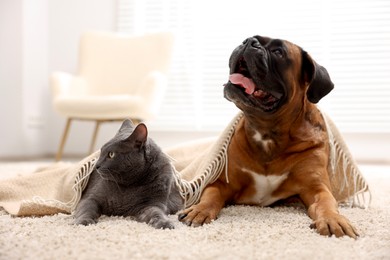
left=253, top=131, right=273, bottom=151
left=241, top=168, right=289, bottom=206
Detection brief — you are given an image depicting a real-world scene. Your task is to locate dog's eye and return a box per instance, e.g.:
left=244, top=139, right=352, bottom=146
left=271, top=48, right=283, bottom=58
left=108, top=152, right=115, bottom=159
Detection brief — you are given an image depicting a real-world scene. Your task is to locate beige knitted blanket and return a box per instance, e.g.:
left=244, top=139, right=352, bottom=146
left=0, top=112, right=371, bottom=216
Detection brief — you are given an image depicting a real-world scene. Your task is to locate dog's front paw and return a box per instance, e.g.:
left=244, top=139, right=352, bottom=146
left=178, top=204, right=219, bottom=227
left=310, top=214, right=359, bottom=239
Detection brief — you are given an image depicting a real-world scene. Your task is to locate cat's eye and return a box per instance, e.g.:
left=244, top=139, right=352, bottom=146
left=108, top=152, right=115, bottom=159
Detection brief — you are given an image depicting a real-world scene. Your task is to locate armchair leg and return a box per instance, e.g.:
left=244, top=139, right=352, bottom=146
left=56, top=119, right=138, bottom=160
left=56, top=118, right=72, bottom=161
left=89, top=120, right=102, bottom=154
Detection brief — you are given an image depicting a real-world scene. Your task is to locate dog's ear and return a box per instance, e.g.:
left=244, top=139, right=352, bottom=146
left=301, top=51, right=334, bottom=103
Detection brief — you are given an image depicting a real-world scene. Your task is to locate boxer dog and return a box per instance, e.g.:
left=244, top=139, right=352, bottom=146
left=178, top=35, right=359, bottom=238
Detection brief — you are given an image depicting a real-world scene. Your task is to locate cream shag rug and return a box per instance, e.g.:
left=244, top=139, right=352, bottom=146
left=0, top=162, right=389, bottom=260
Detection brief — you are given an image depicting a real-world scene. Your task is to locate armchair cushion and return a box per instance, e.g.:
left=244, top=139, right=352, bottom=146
left=54, top=95, right=145, bottom=120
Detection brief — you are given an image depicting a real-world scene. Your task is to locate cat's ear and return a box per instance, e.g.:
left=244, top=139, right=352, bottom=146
left=117, top=119, right=135, bottom=134
left=129, top=123, right=148, bottom=149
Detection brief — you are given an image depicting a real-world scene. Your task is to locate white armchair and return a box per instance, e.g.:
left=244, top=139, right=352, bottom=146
left=51, top=31, right=174, bottom=160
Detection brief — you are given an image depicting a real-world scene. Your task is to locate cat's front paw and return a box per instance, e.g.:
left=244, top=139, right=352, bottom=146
left=74, top=218, right=97, bottom=226
left=149, top=217, right=175, bottom=229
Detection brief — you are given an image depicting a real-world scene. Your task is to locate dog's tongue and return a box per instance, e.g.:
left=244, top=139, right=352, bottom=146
left=229, top=73, right=256, bottom=95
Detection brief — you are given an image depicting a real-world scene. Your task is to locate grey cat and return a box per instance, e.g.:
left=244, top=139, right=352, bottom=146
left=74, top=119, right=183, bottom=229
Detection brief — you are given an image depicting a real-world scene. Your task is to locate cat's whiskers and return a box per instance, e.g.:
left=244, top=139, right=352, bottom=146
left=97, top=168, right=124, bottom=193
left=96, top=169, right=110, bottom=181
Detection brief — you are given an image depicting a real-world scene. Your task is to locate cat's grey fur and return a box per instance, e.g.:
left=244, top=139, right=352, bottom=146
left=74, top=119, right=183, bottom=229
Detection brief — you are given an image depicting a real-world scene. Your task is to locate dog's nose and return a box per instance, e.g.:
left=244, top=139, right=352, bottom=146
left=243, top=37, right=261, bottom=49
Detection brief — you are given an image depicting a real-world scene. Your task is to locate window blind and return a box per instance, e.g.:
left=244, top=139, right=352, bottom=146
left=117, top=0, right=390, bottom=133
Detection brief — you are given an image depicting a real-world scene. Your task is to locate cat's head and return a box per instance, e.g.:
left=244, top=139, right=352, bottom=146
left=95, top=119, right=154, bottom=185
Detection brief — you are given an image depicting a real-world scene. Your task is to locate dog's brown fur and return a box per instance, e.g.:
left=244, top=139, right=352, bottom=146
left=178, top=36, right=358, bottom=238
